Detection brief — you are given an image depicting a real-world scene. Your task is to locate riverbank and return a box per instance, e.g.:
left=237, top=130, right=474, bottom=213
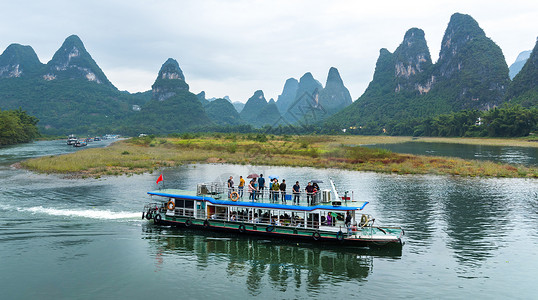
left=329, top=135, right=538, bottom=148
left=20, top=135, right=538, bottom=178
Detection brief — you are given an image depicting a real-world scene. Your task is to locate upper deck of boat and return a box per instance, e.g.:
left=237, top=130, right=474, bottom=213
left=148, top=188, right=368, bottom=212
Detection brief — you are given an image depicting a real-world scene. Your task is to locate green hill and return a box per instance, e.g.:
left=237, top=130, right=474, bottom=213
left=325, top=13, right=510, bottom=133
left=205, top=98, right=242, bottom=125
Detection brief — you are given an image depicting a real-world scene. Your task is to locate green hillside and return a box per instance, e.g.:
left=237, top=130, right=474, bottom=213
left=325, top=13, right=510, bottom=133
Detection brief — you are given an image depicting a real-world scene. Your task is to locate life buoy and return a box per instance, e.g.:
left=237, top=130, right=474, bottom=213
left=238, top=224, right=246, bottom=233
left=154, top=214, right=162, bottom=224
left=336, top=231, right=344, bottom=241
left=312, top=231, right=321, bottom=241
left=230, top=191, right=239, bottom=201
left=167, top=200, right=175, bottom=210
left=266, top=225, right=275, bottom=232
left=204, top=220, right=210, bottom=228
left=145, top=211, right=152, bottom=220
left=185, top=219, right=192, bottom=227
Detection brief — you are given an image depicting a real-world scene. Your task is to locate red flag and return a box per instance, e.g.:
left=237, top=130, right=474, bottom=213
left=156, top=174, right=163, bottom=184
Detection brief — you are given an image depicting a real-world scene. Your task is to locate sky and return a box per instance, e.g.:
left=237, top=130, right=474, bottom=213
left=1, top=0, right=537, bottom=103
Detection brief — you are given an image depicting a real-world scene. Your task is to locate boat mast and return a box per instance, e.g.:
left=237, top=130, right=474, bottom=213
left=329, top=179, right=340, bottom=202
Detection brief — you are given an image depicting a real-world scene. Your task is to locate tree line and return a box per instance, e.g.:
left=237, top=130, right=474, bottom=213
left=388, top=104, right=538, bottom=137
left=0, top=108, right=39, bottom=145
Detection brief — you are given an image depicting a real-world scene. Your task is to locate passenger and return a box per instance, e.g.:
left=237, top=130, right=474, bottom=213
left=327, top=212, right=332, bottom=226
left=305, top=182, right=315, bottom=205
left=292, top=181, right=300, bottom=204
left=253, top=179, right=259, bottom=200
left=248, top=179, right=255, bottom=200
left=258, top=174, right=265, bottom=199
left=227, top=176, right=234, bottom=197
left=238, top=176, right=245, bottom=197
left=269, top=179, right=274, bottom=202
left=312, top=182, right=319, bottom=203
left=345, top=212, right=352, bottom=234
left=272, top=179, right=280, bottom=202
left=280, top=179, right=287, bottom=204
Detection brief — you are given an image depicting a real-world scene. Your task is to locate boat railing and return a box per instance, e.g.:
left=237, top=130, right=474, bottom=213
left=197, top=182, right=351, bottom=207
left=168, top=208, right=195, bottom=217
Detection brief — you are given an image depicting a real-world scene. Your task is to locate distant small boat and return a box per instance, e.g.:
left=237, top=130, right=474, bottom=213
left=67, top=134, right=78, bottom=145
left=94, top=137, right=101, bottom=141
left=73, top=140, right=87, bottom=147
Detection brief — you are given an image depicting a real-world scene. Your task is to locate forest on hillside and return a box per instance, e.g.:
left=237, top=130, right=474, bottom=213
left=0, top=108, right=39, bottom=145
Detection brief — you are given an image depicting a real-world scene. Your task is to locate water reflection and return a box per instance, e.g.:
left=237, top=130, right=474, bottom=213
left=370, top=175, right=535, bottom=276
left=371, top=175, right=439, bottom=250
left=441, top=179, right=514, bottom=271
left=142, top=225, right=400, bottom=296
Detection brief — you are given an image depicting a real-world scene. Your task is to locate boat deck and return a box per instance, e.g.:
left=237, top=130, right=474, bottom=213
left=149, top=188, right=367, bottom=210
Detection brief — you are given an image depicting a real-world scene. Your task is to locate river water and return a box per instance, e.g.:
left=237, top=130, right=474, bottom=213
left=366, top=141, right=538, bottom=166
left=1, top=141, right=537, bottom=299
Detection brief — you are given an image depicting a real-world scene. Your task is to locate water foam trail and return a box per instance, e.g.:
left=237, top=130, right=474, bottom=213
left=17, top=205, right=140, bottom=220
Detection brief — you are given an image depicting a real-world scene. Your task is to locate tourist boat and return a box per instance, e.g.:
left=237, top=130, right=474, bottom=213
left=67, top=134, right=78, bottom=145
left=142, top=181, right=404, bottom=248
left=73, top=139, right=87, bottom=147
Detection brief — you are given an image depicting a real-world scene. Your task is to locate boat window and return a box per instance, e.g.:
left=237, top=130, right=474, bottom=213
left=184, top=200, right=194, bottom=209
left=175, top=199, right=185, bottom=208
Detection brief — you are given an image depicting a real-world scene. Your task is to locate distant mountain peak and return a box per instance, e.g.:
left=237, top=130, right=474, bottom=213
left=509, top=50, right=532, bottom=79
left=151, top=58, right=189, bottom=101
left=326, top=67, right=343, bottom=85
left=507, top=39, right=538, bottom=103
left=45, top=34, right=113, bottom=87
left=158, top=58, right=185, bottom=81
left=319, top=67, right=352, bottom=114
left=276, top=77, right=298, bottom=113
left=439, top=13, right=484, bottom=64
left=0, top=43, right=43, bottom=78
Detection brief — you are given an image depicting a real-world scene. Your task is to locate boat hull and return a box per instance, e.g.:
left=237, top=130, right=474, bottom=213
left=150, top=214, right=403, bottom=249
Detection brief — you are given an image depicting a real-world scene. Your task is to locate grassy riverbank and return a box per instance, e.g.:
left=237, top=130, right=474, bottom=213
left=20, top=135, right=538, bottom=178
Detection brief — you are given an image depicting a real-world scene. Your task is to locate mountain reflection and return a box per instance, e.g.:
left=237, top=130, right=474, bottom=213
left=142, top=226, right=400, bottom=295
left=372, top=175, right=516, bottom=272
left=442, top=179, right=512, bottom=268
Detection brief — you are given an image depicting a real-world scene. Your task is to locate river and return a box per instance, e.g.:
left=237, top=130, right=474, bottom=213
left=366, top=141, right=538, bottom=166
left=1, top=140, right=537, bottom=299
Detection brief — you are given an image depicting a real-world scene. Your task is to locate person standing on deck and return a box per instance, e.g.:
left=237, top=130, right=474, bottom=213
left=238, top=176, right=245, bottom=198
left=280, top=179, right=287, bottom=204
left=292, top=181, right=300, bottom=204
left=269, top=179, right=273, bottom=202
left=227, top=176, right=234, bottom=198
left=258, top=174, right=265, bottom=199
left=248, top=179, right=256, bottom=200
left=345, top=211, right=352, bottom=235
left=272, top=179, right=280, bottom=203
left=253, top=179, right=259, bottom=200
left=305, top=182, right=314, bottom=205
left=312, top=182, right=320, bottom=204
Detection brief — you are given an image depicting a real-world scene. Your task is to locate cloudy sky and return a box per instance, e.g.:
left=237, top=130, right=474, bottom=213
left=1, top=1, right=536, bottom=102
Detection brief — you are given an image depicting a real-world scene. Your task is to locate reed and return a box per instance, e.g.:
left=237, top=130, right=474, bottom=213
left=20, top=135, right=538, bottom=178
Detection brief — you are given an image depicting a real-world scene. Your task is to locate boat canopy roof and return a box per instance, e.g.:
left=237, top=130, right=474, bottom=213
left=148, top=189, right=368, bottom=212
